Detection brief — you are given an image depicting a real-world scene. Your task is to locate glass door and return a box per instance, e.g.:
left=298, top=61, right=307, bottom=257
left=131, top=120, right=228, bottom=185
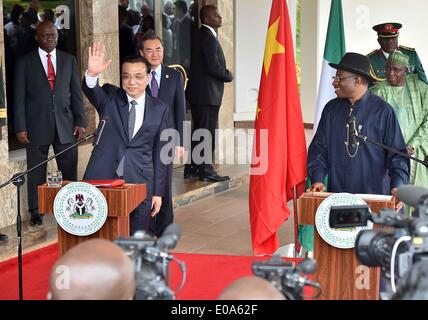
left=3, top=0, right=78, bottom=151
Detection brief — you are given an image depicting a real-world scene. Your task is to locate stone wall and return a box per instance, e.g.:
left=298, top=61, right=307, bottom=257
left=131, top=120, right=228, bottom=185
left=0, top=3, right=27, bottom=230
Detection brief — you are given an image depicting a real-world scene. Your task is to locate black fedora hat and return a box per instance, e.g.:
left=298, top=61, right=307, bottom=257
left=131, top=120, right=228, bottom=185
left=329, top=52, right=371, bottom=80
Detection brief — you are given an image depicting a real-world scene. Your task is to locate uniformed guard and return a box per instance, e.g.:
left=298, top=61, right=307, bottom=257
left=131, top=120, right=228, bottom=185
left=367, top=22, right=427, bottom=85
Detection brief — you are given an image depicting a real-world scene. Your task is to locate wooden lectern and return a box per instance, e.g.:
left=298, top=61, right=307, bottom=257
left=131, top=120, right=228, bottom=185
left=38, top=182, right=146, bottom=256
left=298, top=192, right=395, bottom=300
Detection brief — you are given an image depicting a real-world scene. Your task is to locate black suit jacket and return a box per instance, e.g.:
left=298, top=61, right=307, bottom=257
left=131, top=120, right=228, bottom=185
left=13, top=49, right=85, bottom=145
left=148, top=65, right=186, bottom=145
left=82, top=79, right=169, bottom=198
left=187, top=26, right=233, bottom=106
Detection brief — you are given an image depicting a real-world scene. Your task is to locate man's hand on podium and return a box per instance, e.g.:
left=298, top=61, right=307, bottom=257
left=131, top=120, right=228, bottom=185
left=391, top=187, right=404, bottom=211
left=307, top=182, right=326, bottom=192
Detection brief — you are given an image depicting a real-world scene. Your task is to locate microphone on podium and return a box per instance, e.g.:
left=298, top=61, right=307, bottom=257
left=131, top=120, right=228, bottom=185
left=93, top=118, right=107, bottom=147
left=397, top=185, right=428, bottom=208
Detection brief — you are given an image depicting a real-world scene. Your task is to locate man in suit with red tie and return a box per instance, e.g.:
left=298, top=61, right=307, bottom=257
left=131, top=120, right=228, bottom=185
left=82, top=43, right=169, bottom=235
left=139, top=32, right=186, bottom=237
left=13, top=21, right=86, bottom=226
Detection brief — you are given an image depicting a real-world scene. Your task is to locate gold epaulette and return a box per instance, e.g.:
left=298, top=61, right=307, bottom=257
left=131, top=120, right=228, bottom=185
left=399, top=45, right=416, bottom=51
left=367, top=49, right=379, bottom=56
left=369, top=65, right=385, bottom=82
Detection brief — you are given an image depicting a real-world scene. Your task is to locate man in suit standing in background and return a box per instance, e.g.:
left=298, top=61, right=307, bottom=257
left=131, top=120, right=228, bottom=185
left=185, top=5, right=233, bottom=182
left=139, top=32, right=186, bottom=237
left=82, top=43, right=169, bottom=235
left=13, top=21, right=85, bottom=227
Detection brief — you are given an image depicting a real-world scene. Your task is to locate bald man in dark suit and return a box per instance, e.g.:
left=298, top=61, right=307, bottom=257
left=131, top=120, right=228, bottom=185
left=186, top=5, right=233, bottom=182
left=14, top=21, right=85, bottom=226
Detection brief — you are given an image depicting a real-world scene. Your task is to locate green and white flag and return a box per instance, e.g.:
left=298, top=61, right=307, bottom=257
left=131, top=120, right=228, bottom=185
left=313, top=0, right=346, bottom=133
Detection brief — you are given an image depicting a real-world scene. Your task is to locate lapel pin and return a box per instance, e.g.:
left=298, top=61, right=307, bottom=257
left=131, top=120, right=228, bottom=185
left=166, top=74, right=169, bottom=79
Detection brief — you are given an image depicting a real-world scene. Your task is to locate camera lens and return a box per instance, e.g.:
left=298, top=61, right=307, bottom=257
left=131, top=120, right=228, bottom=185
left=355, top=230, right=396, bottom=267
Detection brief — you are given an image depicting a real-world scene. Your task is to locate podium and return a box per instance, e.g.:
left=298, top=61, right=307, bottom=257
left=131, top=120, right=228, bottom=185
left=38, top=182, right=146, bottom=256
left=298, top=192, right=395, bottom=300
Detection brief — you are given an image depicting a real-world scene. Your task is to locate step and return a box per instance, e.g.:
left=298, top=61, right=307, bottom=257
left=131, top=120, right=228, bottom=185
left=173, top=165, right=249, bottom=208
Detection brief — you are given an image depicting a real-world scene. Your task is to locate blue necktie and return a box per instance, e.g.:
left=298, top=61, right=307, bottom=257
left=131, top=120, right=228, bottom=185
left=151, top=70, right=159, bottom=98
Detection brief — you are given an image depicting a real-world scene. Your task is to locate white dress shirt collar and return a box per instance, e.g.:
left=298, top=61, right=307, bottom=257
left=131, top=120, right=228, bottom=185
left=381, top=49, right=390, bottom=60
left=150, top=64, right=162, bottom=89
left=126, top=93, right=146, bottom=110
left=202, top=24, right=217, bottom=38
left=38, top=48, right=57, bottom=74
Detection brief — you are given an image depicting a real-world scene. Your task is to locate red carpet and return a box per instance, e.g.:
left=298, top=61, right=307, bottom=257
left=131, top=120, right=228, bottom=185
left=0, top=244, right=59, bottom=300
left=0, top=244, right=301, bottom=300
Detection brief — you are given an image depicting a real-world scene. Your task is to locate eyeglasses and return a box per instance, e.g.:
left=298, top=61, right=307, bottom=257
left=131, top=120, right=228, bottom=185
left=332, top=75, right=357, bottom=82
left=121, top=74, right=149, bottom=82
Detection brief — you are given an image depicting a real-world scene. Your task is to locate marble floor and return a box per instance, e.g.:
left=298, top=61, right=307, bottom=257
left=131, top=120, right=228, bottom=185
left=172, top=183, right=295, bottom=256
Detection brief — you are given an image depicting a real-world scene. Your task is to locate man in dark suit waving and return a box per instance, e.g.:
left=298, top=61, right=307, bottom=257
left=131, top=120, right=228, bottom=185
left=139, top=32, right=186, bottom=236
left=186, top=5, right=233, bottom=182
left=14, top=21, right=85, bottom=226
left=82, top=43, right=169, bottom=235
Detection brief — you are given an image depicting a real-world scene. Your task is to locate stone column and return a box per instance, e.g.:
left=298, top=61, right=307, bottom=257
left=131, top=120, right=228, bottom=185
left=0, top=3, right=16, bottom=230
left=76, top=0, right=120, bottom=176
left=216, top=0, right=234, bottom=132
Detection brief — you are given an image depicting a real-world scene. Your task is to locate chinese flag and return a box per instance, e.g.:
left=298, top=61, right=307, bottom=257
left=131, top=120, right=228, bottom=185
left=249, top=0, right=307, bottom=255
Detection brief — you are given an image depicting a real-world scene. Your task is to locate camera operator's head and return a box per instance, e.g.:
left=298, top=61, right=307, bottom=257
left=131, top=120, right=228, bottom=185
left=48, top=239, right=135, bottom=300
left=392, top=260, right=428, bottom=300
left=218, top=276, right=286, bottom=300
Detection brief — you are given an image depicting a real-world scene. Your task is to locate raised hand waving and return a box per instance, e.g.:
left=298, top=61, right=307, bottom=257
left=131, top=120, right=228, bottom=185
left=87, top=42, right=112, bottom=76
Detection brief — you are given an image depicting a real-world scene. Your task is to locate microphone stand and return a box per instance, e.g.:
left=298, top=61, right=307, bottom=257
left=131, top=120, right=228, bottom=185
left=0, top=133, right=95, bottom=300
left=355, top=132, right=428, bottom=168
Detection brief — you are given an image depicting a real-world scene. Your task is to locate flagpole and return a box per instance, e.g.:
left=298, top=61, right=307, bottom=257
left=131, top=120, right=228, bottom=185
left=293, top=185, right=301, bottom=257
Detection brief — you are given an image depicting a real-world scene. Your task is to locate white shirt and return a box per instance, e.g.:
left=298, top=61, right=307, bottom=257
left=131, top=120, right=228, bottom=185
left=202, top=24, right=217, bottom=38
left=382, top=49, right=390, bottom=60
left=84, top=71, right=146, bottom=139
left=149, top=64, right=162, bottom=91
left=38, top=48, right=57, bottom=75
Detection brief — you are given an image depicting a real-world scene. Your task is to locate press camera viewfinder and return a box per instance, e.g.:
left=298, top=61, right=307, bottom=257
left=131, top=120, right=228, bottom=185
left=329, top=205, right=370, bottom=228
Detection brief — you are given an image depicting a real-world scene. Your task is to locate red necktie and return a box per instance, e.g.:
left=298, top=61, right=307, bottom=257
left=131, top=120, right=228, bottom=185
left=47, top=53, right=55, bottom=90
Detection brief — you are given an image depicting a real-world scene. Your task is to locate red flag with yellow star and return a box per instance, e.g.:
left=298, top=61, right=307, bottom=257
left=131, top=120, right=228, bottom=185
left=249, top=0, right=307, bottom=255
